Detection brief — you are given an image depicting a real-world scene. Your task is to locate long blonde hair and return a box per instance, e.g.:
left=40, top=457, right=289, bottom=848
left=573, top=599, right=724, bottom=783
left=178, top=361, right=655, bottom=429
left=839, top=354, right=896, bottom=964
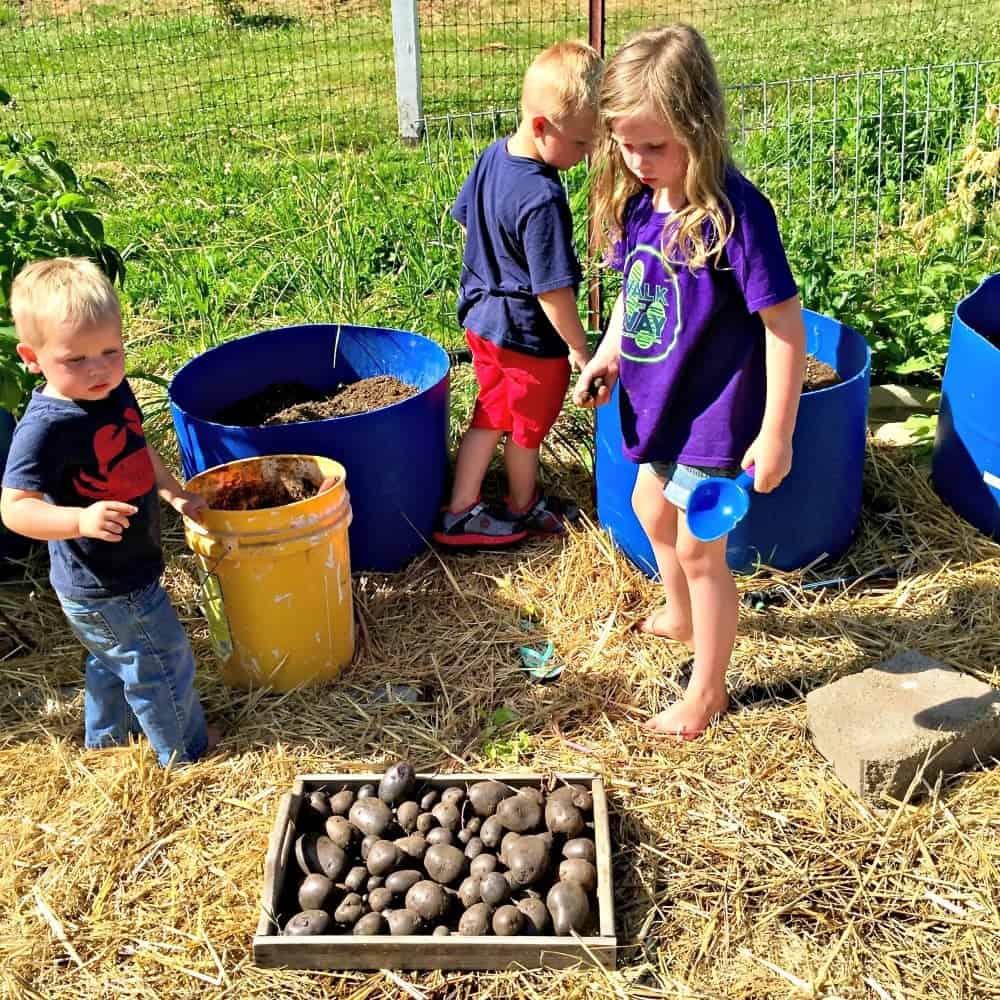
left=591, top=25, right=733, bottom=271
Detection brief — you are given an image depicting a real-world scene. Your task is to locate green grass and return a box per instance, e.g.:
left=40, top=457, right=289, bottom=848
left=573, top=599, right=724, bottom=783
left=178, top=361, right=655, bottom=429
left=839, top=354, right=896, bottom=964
left=0, top=0, right=998, bottom=418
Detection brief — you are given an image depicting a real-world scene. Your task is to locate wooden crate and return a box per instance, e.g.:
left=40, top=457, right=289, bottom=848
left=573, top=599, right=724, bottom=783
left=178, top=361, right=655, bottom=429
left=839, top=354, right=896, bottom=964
left=253, top=772, right=616, bottom=970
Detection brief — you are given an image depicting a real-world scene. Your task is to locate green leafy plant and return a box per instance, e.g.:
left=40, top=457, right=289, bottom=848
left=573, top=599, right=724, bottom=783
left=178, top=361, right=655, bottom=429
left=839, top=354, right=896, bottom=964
left=480, top=707, right=533, bottom=767
left=0, top=93, right=124, bottom=416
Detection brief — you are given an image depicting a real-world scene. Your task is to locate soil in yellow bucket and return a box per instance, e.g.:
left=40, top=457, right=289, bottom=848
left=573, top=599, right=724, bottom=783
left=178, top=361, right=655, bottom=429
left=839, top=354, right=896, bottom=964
left=184, top=456, right=353, bottom=692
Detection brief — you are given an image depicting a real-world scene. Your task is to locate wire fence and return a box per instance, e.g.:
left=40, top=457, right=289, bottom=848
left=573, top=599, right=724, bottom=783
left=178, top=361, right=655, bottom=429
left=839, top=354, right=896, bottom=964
left=1, top=0, right=997, bottom=153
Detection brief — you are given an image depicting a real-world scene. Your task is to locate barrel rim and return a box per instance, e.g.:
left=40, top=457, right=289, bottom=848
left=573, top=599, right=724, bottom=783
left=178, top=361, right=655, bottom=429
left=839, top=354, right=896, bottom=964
left=952, top=273, right=1000, bottom=353
left=168, top=323, right=450, bottom=427
left=800, top=308, right=871, bottom=399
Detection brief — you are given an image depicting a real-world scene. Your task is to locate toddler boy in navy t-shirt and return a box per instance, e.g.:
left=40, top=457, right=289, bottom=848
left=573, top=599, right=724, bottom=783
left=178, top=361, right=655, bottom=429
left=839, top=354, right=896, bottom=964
left=433, top=40, right=604, bottom=547
left=1, top=258, right=219, bottom=766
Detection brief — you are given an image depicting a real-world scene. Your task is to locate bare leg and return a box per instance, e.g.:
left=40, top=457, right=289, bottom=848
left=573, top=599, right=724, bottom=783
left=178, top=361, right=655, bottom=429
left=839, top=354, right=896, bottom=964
left=643, top=512, right=735, bottom=737
left=632, top=467, right=693, bottom=645
left=504, top=439, right=540, bottom=513
left=448, top=427, right=504, bottom=511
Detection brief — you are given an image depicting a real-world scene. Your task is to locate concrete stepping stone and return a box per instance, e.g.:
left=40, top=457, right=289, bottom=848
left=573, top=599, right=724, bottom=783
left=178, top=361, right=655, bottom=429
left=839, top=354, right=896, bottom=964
left=806, top=650, right=1000, bottom=804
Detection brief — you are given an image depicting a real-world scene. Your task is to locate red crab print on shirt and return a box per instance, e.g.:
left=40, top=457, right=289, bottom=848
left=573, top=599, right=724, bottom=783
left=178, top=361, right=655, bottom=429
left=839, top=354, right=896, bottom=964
left=73, top=407, right=156, bottom=501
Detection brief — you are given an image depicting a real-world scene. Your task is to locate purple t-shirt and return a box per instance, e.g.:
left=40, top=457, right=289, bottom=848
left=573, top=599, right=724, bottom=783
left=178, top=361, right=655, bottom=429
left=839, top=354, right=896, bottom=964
left=452, top=138, right=581, bottom=358
left=611, top=170, right=797, bottom=465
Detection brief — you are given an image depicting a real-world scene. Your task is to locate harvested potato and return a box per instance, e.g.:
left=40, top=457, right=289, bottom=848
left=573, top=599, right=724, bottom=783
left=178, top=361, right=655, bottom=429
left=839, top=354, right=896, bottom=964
left=467, top=780, right=513, bottom=817
left=479, top=871, right=510, bottom=906
left=416, top=812, right=438, bottom=834
left=313, top=836, right=348, bottom=881
left=562, top=838, right=597, bottom=863
left=352, top=912, right=385, bottom=935
left=469, top=853, right=498, bottom=878
left=504, top=834, right=550, bottom=887
left=559, top=858, right=597, bottom=893
left=298, top=873, right=335, bottom=910
left=405, top=880, right=451, bottom=922
left=333, top=893, right=365, bottom=926
left=464, top=836, right=485, bottom=860
left=378, top=760, right=416, bottom=806
left=496, top=791, right=543, bottom=832
left=395, top=833, right=428, bottom=862
left=307, top=790, right=331, bottom=818
left=432, top=925, right=450, bottom=936
left=441, top=786, right=465, bottom=807
left=324, top=815, right=353, bottom=851
left=385, top=869, right=423, bottom=895
left=423, top=843, right=467, bottom=885
left=284, top=909, right=330, bottom=936
left=356, top=783, right=377, bottom=799
left=516, top=895, right=550, bottom=934
left=457, top=875, right=482, bottom=908
left=396, top=800, right=420, bottom=834
left=425, top=827, right=454, bottom=847
left=419, top=789, right=439, bottom=811
left=365, top=839, right=401, bottom=877
left=329, top=788, right=355, bottom=816
left=343, top=865, right=368, bottom=893
left=349, top=798, right=393, bottom=838
left=549, top=784, right=593, bottom=811
left=458, top=902, right=493, bottom=936
left=546, top=880, right=589, bottom=936
left=479, top=814, right=504, bottom=849
left=431, top=801, right=461, bottom=832
left=367, top=886, right=394, bottom=913
left=385, top=908, right=423, bottom=936
left=492, top=904, right=524, bottom=936
left=545, top=798, right=585, bottom=838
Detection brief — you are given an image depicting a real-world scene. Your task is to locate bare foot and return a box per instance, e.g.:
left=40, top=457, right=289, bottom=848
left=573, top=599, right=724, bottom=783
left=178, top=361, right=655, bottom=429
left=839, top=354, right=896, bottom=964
left=638, top=606, right=694, bottom=646
left=641, top=690, right=729, bottom=740
left=205, top=723, right=223, bottom=753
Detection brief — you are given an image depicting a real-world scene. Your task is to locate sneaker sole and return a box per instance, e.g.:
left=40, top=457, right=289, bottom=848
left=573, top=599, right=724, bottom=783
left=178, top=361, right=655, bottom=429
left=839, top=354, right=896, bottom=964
left=432, top=529, right=528, bottom=548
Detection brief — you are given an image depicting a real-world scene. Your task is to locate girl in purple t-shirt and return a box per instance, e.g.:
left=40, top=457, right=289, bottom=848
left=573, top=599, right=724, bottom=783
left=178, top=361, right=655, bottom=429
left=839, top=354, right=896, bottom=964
left=574, top=25, right=807, bottom=740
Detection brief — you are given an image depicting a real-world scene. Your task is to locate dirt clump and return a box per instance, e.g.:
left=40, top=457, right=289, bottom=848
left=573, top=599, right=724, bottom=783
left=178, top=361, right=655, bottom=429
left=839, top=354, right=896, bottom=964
left=214, top=377, right=418, bottom=426
left=208, top=476, right=319, bottom=511
left=803, top=355, right=841, bottom=392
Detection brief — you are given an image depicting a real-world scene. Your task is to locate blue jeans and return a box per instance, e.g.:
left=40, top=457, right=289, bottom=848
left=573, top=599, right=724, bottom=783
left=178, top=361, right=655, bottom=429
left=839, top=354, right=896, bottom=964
left=57, top=580, right=209, bottom=767
left=644, top=461, right=741, bottom=510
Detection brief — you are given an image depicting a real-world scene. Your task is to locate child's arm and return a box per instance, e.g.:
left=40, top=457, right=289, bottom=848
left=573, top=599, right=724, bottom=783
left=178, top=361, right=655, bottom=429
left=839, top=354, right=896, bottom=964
left=572, top=291, right=624, bottom=407
left=147, top=445, right=206, bottom=522
left=0, top=486, right=137, bottom=542
left=536, top=287, right=591, bottom=373
left=741, top=295, right=807, bottom=493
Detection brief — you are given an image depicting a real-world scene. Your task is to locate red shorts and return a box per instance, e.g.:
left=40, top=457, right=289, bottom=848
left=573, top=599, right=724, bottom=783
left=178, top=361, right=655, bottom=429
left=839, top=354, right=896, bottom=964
left=466, top=331, right=570, bottom=449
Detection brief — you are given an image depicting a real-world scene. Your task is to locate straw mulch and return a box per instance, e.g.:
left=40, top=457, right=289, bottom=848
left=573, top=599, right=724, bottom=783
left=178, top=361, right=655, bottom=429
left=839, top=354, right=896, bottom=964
left=2, top=430, right=999, bottom=1000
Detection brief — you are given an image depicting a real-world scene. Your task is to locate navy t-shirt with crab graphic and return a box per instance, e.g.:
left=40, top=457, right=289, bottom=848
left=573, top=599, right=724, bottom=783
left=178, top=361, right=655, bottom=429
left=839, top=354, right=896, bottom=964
left=2, top=380, right=163, bottom=598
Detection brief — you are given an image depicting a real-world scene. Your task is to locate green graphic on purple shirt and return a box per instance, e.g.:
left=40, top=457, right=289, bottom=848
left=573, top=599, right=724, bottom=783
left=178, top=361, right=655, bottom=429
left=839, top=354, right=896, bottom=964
left=621, top=246, right=682, bottom=363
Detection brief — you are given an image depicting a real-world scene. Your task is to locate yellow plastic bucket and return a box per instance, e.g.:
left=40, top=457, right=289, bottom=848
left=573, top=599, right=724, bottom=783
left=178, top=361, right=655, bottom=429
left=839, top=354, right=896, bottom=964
left=183, top=454, right=354, bottom=692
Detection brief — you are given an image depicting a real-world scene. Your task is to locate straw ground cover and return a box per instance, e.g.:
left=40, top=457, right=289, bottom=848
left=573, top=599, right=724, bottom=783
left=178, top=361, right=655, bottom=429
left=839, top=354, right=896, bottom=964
left=2, top=371, right=1000, bottom=997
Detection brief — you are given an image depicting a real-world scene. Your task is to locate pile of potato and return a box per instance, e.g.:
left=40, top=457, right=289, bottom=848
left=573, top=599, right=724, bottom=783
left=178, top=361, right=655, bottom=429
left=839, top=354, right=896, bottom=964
left=282, top=761, right=600, bottom=937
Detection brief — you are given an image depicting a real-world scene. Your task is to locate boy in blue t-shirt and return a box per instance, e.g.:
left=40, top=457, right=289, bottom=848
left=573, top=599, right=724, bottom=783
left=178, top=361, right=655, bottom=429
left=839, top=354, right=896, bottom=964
left=1, top=258, right=219, bottom=766
left=433, top=40, right=604, bottom=547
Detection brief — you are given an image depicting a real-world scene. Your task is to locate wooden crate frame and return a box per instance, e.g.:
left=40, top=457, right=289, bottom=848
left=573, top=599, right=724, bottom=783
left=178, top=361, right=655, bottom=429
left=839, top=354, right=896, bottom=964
left=253, top=772, right=617, bottom=970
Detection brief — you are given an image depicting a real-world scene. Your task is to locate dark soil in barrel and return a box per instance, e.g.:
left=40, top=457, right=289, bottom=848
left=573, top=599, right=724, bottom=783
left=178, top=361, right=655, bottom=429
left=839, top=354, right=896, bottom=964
left=209, top=476, right=319, bottom=511
left=803, top=355, right=842, bottom=392
left=214, top=377, right=418, bottom=426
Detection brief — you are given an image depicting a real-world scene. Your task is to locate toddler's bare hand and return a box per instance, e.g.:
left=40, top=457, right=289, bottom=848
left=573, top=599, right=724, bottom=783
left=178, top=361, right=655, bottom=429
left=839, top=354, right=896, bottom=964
left=572, top=359, right=617, bottom=408
left=568, top=347, right=591, bottom=373
left=79, top=501, right=137, bottom=542
left=172, top=490, right=207, bottom=523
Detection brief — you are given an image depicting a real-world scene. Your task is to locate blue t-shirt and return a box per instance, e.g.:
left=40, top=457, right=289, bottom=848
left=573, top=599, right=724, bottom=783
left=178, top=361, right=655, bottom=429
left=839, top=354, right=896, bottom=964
left=610, top=170, right=798, bottom=465
left=452, top=138, right=582, bottom=358
left=2, top=381, right=163, bottom=599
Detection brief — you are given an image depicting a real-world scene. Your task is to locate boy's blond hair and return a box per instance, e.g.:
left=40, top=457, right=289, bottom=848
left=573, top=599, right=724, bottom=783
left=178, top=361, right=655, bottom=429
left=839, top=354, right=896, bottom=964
left=521, top=40, right=604, bottom=123
left=10, top=257, right=121, bottom=346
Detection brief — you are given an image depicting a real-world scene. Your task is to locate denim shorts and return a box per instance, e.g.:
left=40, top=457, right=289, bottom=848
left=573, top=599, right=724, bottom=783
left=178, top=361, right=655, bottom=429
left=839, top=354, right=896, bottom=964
left=643, top=461, right=742, bottom=510
left=57, top=580, right=209, bottom=767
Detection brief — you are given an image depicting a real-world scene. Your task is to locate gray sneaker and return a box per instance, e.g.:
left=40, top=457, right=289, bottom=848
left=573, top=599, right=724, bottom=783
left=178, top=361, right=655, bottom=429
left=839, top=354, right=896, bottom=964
left=432, top=502, right=528, bottom=548
left=505, top=493, right=580, bottom=536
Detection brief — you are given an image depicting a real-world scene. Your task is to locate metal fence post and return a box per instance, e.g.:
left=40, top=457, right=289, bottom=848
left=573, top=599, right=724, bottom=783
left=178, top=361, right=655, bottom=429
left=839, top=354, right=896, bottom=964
left=391, top=0, right=423, bottom=143
left=587, top=0, right=606, bottom=333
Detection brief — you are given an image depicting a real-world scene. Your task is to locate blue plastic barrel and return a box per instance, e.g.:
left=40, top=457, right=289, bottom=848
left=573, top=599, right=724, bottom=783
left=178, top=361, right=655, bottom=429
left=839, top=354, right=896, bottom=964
left=932, top=274, right=1000, bottom=540
left=169, top=324, right=449, bottom=572
left=595, top=309, right=871, bottom=574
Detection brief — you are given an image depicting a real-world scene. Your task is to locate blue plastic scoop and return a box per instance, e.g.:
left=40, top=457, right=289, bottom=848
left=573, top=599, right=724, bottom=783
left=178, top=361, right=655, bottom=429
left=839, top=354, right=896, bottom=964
left=685, top=466, right=756, bottom=541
